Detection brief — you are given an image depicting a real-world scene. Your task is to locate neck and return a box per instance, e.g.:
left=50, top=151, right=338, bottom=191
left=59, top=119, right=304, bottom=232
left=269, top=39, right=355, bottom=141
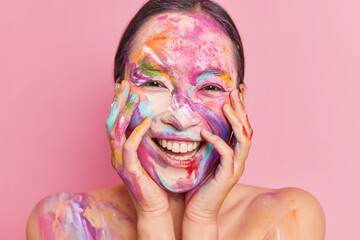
left=167, top=191, right=186, bottom=239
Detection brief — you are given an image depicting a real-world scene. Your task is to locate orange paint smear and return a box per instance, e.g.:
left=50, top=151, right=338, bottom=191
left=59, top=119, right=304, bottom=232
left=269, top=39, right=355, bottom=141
left=132, top=24, right=177, bottom=83
left=218, top=72, right=233, bottom=88
left=112, top=147, right=122, bottom=170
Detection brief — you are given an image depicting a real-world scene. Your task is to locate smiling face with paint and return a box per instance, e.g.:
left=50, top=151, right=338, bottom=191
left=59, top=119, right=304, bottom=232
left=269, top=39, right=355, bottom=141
left=123, top=12, right=239, bottom=192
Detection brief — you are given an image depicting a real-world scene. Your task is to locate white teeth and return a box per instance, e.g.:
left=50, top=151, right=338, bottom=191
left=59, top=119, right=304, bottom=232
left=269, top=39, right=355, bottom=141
left=172, top=143, right=180, bottom=153
left=187, top=143, right=193, bottom=152
left=156, top=139, right=201, bottom=154
left=180, top=143, right=188, bottom=153
left=162, top=139, right=167, bottom=148
left=166, top=141, right=172, bottom=150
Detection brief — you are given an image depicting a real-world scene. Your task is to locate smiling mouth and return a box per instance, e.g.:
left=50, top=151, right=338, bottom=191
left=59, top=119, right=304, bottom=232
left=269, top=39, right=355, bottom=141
left=152, top=138, right=204, bottom=168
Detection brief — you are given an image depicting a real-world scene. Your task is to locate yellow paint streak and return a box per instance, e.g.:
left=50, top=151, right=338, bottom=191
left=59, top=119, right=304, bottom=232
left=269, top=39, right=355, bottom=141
left=219, top=73, right=233, bottom=88
left=111, top=141, right=122, bottom=170
left=132, top=117, right=150, bottom=142
left=216, top=188, right=232, bottom=209
left=132, top=23, right=178, bottom=84
left=132, top=26, right=177, bottom=64
left=178, top=163, right=189, bottom=168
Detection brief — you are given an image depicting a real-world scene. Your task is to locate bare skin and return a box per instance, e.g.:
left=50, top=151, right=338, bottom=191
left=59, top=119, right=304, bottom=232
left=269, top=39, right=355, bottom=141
left=26, top=11, right=325, bottom=240
left=26, top=183, right=325, bottom=239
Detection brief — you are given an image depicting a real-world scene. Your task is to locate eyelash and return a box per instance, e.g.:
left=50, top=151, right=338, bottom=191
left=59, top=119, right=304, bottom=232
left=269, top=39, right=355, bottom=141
left=139, top=81, right=224, bottom=92
left=199, top=84, right=225, bottom=92
left=140, top=81, right=167, bottom=88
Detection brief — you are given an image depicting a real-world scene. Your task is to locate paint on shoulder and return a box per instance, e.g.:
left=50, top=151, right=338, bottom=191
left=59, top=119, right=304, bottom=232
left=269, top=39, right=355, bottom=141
left=34, top=192, right=134, bottom=239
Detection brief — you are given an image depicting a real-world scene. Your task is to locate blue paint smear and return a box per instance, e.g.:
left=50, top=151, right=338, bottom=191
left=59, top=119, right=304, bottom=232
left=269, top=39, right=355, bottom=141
left=158, top=174, right=175, bottom=191
left=138, top=101, right=155, bottom=119
left=105, top=99, right=119, bottom=136
left=188, top=71, right=218, bottom=97
left=163, top=126, right=198, bottom=139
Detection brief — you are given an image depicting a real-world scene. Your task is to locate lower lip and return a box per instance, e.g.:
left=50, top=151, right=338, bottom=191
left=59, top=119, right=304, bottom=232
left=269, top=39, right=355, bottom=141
left=151, top=139, right=206, bottom=168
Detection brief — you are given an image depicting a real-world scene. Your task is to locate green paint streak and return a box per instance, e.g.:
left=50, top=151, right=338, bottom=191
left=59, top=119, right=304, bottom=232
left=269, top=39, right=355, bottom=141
left=125, top=94, right=138, bottom=112
left=137, top=57, right=162, bottom=78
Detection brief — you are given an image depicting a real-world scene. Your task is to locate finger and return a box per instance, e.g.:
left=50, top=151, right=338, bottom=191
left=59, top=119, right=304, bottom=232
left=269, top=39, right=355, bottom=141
left=230, top=89, right=253, bottom=140
left=111, top=134, right=126, bottom=170
left=223, top=103, right=249, bottom=144
left=123, top=117, right=152, bottom=171
left=200, top=129, right=234, bottom=177
left=105, top=81, right=130, bottom=135
left=110, top=94, right=139, bottom=146
left=223, top=104, right=250, bottom=178
left=116, top=81, right=130, bottom=112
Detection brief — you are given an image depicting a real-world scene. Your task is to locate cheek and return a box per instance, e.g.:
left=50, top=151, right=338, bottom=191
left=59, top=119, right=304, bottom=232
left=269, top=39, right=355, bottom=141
left=192, top=97, right=231, bottom=141
left=128, top=90, right=170, bottom=131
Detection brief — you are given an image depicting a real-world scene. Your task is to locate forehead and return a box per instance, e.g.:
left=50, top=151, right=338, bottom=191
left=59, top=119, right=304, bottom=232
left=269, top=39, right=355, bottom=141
left=127, top=12, right=238, bottom=83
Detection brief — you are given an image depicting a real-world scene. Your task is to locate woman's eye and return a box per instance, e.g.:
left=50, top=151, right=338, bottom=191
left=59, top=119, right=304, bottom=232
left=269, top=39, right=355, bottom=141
left=200, top=85, right=225, bottom=92
left=140, top=81, right=166, bottom=88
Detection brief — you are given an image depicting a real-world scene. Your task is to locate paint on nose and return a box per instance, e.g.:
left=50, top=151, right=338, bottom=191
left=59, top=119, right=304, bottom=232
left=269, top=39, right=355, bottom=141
left=162, top=92, right=201, bottom=130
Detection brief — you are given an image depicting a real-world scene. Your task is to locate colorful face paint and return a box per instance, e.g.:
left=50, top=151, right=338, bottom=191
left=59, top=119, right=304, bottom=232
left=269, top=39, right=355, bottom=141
left=35, top=193, right=134, bottom=239
left=124, top=12, right=239, bottom=192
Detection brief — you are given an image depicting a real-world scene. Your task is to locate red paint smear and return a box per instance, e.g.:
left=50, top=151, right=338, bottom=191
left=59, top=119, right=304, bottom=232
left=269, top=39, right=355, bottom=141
left=186, top=156, right=199, bottom=179
left=242, top=125, right=248, bottom=138
left=246, top=114, right=253, bottom=139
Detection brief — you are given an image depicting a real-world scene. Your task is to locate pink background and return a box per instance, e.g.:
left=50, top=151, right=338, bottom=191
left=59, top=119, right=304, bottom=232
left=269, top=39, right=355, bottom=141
left=1, top=0, right=359, bottom=239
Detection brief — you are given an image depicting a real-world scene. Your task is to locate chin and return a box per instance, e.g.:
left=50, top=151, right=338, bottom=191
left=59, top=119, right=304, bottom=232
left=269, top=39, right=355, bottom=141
left=138, top=138, right=220, bottom=193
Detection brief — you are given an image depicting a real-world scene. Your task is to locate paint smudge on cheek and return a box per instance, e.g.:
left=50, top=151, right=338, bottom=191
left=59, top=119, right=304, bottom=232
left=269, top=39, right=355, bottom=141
left=191, top=101, right=229, bottom=141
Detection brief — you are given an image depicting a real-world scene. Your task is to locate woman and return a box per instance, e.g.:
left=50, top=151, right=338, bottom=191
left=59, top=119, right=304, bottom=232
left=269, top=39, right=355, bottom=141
left=26, top=0, right=325, bottom=239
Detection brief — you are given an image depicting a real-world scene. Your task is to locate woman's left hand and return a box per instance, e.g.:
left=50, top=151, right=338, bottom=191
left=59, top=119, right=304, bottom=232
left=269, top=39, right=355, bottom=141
left=183, top=89, right=253, bottom=239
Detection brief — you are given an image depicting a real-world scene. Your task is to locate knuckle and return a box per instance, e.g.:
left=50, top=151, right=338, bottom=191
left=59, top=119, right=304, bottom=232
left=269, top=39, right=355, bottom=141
left=123, top=141, right=133, bottom=153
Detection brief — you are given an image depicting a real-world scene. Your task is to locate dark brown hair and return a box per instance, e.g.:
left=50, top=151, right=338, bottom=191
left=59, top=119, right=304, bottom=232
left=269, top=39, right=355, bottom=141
left=114, top=0, right=245, bottom=84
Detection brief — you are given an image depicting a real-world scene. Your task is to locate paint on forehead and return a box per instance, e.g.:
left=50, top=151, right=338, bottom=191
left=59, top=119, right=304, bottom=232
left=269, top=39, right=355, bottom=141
left=132, top=25, right=177, bottom=65
left=138, top=56, right=163, bottom=79
left=189, top=14, right=223, bottom=34
left=157, top=14, right=168, bottom=21
left=169, top=17, right=181, bottom=23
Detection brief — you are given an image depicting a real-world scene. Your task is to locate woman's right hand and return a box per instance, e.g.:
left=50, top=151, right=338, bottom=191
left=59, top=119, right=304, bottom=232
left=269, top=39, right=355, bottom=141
left=105, top=80, right=170, bottom=218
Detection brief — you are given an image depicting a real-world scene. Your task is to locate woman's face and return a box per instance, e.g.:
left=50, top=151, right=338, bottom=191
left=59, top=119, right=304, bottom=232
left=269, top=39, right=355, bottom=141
left=124, top=12, right=239, bottom=193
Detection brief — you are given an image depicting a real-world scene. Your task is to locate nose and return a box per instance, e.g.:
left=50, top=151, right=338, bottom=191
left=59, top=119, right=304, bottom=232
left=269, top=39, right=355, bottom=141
left=161, top=93, right=200, bottom=130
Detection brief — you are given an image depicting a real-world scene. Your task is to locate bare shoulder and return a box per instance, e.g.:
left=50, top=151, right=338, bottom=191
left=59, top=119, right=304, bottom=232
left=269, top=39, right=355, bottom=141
left=26, top=192, right=76, bottom=239
left=26, top=185, right=136, bottom=240
left=221, top=184, right=325, bottom=239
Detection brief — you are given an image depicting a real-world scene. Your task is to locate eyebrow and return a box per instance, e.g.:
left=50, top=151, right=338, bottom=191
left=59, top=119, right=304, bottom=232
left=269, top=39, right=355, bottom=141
left=135, top=60, right=164, bottom=78
left=195, top=69, right=233, bottom=88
